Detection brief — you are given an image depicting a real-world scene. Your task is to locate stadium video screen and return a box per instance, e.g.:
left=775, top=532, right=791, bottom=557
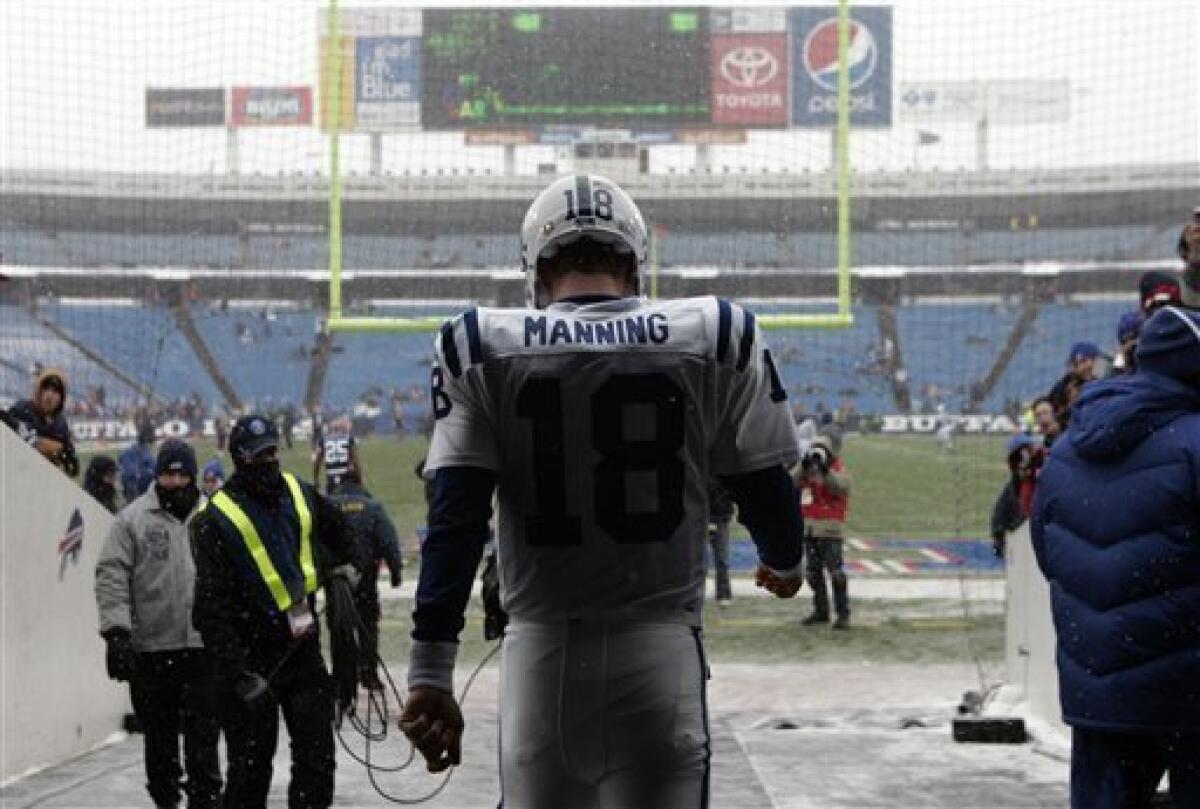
left=421, top=8, right=710, bottom=128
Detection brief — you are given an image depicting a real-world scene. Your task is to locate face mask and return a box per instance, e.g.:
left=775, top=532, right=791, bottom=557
left=240, top=460, right=283, bottom=502
left=157, top=483, right=200, bottom=521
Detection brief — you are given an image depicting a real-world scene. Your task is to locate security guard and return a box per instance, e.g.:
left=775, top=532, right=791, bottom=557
left=190, top=415, right=359, bottom=809
left=328, top=469, right=403, bottom=691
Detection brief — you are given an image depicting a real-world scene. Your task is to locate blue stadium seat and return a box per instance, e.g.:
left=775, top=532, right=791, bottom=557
left=40, top=302, right=222, bottom=404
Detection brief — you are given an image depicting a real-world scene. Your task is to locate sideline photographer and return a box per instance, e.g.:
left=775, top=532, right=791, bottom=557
left=990, top=434, right=1045, bottom=558
left=795, top=434, right=852, bottom=629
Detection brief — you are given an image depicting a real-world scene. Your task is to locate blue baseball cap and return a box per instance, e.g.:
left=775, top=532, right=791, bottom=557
left=1116, top=311, right=1145, bottom=344
left=1067, top=341, right=1101, bottom=365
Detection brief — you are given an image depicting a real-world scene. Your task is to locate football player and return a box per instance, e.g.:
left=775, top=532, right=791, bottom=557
left=314, top=414, right=362, bottom=494
left=401, top=175, right=805, bottom=808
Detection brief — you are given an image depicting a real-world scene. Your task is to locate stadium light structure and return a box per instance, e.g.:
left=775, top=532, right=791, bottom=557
left=323, top=0, right=855, bottom=333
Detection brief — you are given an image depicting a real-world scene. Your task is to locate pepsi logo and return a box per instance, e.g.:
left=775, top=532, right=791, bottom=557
left=802, top=17, right=878, bottom=92
left=719, top=46, right=779, bottom=89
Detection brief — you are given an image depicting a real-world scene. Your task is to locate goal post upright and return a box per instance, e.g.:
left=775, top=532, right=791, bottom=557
left=324, top=1, right=854, bottom=334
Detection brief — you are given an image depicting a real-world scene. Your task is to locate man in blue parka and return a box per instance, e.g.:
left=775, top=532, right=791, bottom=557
left=1032, top=304, right=1200, bottom=808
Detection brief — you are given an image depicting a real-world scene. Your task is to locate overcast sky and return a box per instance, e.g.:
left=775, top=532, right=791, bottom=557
left=1, top=0, right=1196, bottom=175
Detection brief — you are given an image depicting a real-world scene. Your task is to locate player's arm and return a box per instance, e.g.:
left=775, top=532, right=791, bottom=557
left=401, top=315, right=499, bottom=771
left=719, top=465, right=805, bottom=597
left=402, top=465, right=495, bottom=771
left=710, top=300, right=805, bottom=597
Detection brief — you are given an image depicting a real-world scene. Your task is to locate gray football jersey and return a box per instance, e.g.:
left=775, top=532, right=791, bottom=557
left=425, top=296, right=799, bottom=624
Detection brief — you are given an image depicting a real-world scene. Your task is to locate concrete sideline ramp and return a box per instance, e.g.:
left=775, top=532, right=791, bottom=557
left=1, top=426, right=127, bottom=783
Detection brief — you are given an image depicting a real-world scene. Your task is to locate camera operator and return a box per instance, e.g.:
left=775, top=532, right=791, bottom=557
left=795, top=434, right=852, bottom=629
left=990, top=434, right=1045, bottom=558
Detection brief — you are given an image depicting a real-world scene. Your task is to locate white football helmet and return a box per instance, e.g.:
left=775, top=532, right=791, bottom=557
left=520, top=174, right=649, bottom=308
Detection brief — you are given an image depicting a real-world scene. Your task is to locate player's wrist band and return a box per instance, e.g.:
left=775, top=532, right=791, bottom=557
left=769, top=563, right=804, bottom=580
left=407, top=640, right=458, bottom=693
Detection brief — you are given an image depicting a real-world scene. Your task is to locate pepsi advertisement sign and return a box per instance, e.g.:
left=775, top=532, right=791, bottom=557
left=790, top=6, right=892, bottom=128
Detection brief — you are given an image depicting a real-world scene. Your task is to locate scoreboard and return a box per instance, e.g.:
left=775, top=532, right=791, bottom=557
left=421, top=8, right=711, bottom=128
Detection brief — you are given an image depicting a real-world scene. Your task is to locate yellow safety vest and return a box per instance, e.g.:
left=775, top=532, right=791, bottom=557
left=208, top=472, right=317, bottom=611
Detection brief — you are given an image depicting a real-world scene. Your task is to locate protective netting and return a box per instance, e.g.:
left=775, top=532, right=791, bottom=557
left=1, top=0, right=1197, bottom=555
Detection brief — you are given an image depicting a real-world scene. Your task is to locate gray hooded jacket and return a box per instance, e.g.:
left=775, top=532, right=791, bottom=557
left=95, top=487, right=204, bottom=652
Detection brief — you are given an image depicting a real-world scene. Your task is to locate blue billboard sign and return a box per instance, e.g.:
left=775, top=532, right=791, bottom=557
left=355, top=36, right=421, bottom=129
left=790, top=6, right=892, bottom=128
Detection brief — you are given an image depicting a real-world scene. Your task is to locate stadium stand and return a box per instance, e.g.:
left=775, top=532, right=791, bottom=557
left=39, top=301, right=222, bottom=405
left=988, top=297, right=1132, bottom=408
left=1, top=225, right=1175, bottom=270
left=323, top=331, right=434, bottom=414
left=770, top=305, right=893, bottom=415
left=0, top=304, right=142, bottom=403
left=896, top=301, right=1022, bottom=412
left=189, top=306, right=316, bottom=408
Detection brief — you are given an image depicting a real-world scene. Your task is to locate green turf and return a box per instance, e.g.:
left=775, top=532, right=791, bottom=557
left=841, top=434, right=1009, bottom=540
left=374, top=596, right=1003, bottom=667
left=81, top=430, right=1011, bottom=549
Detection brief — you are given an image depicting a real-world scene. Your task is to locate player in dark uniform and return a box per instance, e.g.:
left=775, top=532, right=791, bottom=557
left=313, top=415, right=363, bottom=494
left=328, top=469, right=403, bottom=691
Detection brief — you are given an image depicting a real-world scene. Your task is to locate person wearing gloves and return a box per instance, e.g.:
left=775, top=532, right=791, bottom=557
left=989, top=434, right=1043, bottom=558
left=189, top=414, right=359, bottom=809
left=796, top=433, right=853, bottom=629
left=1032, top=304, right=1200, bottom=807
left=329, top=469, right=404, bottom=691
left=95, top=439, right=221, bottom=809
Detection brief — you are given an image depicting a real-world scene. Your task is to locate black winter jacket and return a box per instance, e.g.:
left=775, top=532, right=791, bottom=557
left=190, top=472, right=356, bottom=680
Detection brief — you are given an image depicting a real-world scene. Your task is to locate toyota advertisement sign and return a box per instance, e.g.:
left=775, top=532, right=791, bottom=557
left=790, top=6, right=892, bottom=128
left=231, top=87, right=312, bottom=127
left=711, top=35, right=788, bottom=126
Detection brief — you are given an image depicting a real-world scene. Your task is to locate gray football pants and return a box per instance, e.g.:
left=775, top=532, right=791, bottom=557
left=499, top=620, right=711, bottom=809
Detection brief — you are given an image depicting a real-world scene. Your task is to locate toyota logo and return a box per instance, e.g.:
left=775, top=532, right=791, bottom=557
left=719, top=46, right=778, bottom=89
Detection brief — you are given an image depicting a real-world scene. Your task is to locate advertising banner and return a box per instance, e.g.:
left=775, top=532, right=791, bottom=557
left=355, top=36, right=421, bottom=129
left=790, top=6, right=892, bottom=128
left=711, top=34, right=789, bottom=126
left=230, top=86, right=313, bottom=127
left=145, top=88, right=225, bottom=128
left=897, top=81, right=985, bottom=122
left=986, top=80, right=1070, bottom=125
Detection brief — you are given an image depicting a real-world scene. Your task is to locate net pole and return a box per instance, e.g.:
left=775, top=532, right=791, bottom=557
left=836, top=0, right=853, bottom=319
left=326, top=0, right=344, bottom=321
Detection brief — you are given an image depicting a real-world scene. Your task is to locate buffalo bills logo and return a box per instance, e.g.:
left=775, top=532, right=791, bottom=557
left=58, top=508, right=84, bottom=580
